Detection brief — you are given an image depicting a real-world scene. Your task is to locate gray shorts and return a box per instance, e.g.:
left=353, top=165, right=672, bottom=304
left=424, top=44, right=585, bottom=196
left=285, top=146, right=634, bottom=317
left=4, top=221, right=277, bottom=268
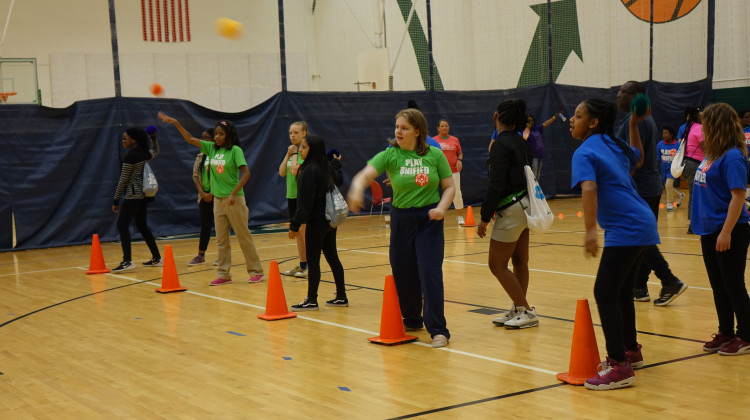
left=490, top=196, right=529, bottom=243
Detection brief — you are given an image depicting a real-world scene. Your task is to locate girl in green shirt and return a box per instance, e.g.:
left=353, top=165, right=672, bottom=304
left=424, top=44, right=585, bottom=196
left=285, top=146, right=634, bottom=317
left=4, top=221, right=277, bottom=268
left=278, top=121, right=308, bottom=277
left=348, top=108, right=455, bottom=348
left=159, top=112, right=264, bottom=285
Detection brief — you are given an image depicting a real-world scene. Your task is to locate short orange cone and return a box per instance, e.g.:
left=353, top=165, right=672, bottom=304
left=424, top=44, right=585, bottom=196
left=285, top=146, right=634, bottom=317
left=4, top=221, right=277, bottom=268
left=557, top=299, right=601, bottom=385
left=462, top=206, right=476, bottom=227
left=156, top=245, right=188, bottom=293
left=258, top=260, right=297, bottom=320
left=368, top=275, right=418, bottom=345
left=86, top=234, right=110, bottom=274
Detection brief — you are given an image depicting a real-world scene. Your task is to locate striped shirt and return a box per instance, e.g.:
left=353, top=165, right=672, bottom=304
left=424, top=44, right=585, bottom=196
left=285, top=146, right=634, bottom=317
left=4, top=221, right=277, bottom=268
left=114, top=136, right=160, bottom=204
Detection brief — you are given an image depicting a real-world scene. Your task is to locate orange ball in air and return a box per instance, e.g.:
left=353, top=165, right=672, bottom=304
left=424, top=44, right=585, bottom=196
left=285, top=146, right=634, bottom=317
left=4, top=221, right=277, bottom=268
left=150, top=83, right=164, bottom=97
left=215, top=17, right=244, bottom=40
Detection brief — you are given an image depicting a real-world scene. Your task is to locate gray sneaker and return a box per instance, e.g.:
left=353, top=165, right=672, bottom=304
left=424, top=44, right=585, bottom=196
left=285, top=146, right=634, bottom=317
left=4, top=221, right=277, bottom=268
left=504, top=306, right=539, bottom=329
left=294, top=268, right=308, bottom=278
left=143, top=258, right=163, bottom=267
left=492, top=303, right=518, bottom=326
left=112, top=261, right=136, bottom=272
left=653, top=281, right=688, bottom=306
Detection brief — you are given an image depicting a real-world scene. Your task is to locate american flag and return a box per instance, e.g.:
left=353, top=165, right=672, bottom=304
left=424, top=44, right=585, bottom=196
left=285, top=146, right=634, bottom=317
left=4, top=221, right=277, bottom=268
left=141, top=0, right=191, bottom=42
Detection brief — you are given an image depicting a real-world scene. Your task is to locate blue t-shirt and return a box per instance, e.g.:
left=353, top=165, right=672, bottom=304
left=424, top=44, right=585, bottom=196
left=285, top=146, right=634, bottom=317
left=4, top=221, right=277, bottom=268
left=571, top=133, right=660, bottom=247
left=690, top=148, right=750, bottom=235
left=657, top=140, right=680, bottom=181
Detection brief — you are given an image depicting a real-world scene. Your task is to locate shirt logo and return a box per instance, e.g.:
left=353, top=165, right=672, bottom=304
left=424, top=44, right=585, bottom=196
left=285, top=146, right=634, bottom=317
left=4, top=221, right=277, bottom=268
left=415, top=173, right=429, bottom=186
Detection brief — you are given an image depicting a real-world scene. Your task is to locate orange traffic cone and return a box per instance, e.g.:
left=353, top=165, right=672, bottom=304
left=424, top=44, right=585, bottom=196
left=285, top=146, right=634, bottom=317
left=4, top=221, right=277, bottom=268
left=258, top=260, right=297, bottom=320
left=462, top=206, right=476, bottom=227
left=156, top=245, right=188, bottom=293
left=557, top=299, right=601, bottom=385
left=86, top=234, right=110, bottom=274
left=368, top=275, right=418, bottom=345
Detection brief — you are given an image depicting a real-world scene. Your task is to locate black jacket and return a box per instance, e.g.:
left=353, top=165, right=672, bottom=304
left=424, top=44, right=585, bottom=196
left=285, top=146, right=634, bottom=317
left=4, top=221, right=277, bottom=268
left=480, top=130, right=532, bottom=223
left=290, top=159, right=344, bottom=231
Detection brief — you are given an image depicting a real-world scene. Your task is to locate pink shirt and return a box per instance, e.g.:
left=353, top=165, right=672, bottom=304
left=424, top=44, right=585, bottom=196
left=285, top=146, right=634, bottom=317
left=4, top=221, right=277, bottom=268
left=436, top=135, right=462, bottom=173
left=686, top=123, right=704, bottom=161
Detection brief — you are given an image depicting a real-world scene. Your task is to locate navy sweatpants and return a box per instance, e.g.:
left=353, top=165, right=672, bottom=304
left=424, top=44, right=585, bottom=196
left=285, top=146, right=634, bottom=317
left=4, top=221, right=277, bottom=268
left=389, top=204, right=450, bottom=339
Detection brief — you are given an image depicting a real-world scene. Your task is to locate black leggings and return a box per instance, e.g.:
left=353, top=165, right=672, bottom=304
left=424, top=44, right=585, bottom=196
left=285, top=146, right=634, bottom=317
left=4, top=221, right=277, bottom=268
left=701, top=223, right=750, bottom=341
left=198, top=199, right=214, bottom=251
left=634, top=195, right=679, bottom=288
left=304, top=217, right=345, bottom=300
left=117, top=199, right=160, bottom=262
left=594, top=246, right=648, bottom=362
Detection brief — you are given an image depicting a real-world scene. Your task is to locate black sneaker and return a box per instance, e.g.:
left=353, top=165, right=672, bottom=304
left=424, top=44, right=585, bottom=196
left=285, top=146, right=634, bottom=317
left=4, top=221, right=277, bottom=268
left=112, top=261, right=136, bottom=272
left=325, top=296, right=349, bottom=307
left=143, top=258, right=163, bottom=267
left=291, top=297, right=319, bottom=312
left=653, top=281, right=688, bottom=306
left=633, top=288, right=650, bottom=302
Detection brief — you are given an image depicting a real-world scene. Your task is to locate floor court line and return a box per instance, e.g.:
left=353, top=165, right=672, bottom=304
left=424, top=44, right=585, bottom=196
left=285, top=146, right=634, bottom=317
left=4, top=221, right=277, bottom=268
left=83, top=268, right=560, bottom=376
left=343, top=248, right=713, bottom=291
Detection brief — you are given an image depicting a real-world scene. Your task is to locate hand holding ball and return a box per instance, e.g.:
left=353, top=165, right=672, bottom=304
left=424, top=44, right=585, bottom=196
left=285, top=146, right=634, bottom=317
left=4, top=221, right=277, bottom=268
left=215, top=17, right=243, bottom=40
left=630, top=93, right=651, bottom=117
left=150, top=83, right=164, bottom=97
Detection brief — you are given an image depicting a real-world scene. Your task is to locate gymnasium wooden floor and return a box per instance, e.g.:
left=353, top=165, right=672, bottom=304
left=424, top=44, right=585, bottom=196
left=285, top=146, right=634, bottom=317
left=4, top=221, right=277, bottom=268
left=2, top=192, right=749, bottom=419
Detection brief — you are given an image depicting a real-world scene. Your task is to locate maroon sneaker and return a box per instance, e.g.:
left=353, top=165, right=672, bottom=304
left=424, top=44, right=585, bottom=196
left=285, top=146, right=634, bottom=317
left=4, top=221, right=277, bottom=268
left=718, top=337, right=750, bottom=356
left=584, top=357, right=636, bottom=391
left=702, top=332, right=734, bottom=353
left=626, top=344, right=644, bottom=369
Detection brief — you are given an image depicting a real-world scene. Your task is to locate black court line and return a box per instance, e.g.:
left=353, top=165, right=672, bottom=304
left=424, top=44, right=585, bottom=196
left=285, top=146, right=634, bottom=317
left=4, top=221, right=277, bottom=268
left=0, top=278, right=156, bottom=329
left=387, top=383, right=565, bottom=419
left=388, top=352, right=715, bottom=419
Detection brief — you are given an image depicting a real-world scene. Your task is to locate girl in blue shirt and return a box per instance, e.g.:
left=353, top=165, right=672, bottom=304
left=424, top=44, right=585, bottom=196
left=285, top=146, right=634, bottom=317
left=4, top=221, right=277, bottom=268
left=570, top=98, right=659, bottom=391
left=692, top=103, right=750, bottom=356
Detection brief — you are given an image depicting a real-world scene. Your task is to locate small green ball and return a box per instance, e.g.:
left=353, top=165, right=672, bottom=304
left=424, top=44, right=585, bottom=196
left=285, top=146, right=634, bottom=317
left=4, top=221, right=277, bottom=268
left=630, top=93, right=651, bottom=116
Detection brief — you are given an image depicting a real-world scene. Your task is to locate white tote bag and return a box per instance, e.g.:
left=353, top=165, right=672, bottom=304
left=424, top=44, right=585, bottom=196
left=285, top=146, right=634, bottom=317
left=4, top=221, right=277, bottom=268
left=523, top=165, right=554, bottom=234
left=143, top=162, right=159, bottom=197
left=670, top=140, right=686, bottom=178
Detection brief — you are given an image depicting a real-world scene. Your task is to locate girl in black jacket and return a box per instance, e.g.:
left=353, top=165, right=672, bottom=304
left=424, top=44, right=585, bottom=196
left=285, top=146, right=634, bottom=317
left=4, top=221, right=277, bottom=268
left=477, top=99, right=538, bottom=329
left=288, top=134, right=346, bottom=311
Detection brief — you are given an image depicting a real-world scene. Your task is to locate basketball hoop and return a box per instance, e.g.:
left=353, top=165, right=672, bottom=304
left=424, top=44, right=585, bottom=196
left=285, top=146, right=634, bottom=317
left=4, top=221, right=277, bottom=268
left=0, top=92, right=17, bottom=103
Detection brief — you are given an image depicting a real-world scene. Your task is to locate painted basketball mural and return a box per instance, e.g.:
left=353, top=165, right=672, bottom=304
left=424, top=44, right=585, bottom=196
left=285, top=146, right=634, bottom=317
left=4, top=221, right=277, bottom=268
left=621, top=0, right=703, bottom=23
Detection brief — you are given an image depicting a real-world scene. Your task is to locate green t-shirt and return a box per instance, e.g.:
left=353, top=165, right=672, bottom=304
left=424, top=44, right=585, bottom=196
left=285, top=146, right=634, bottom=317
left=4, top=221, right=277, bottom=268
left=367, top=146, right=452, bottom=208
left=285, top=153, right=304, bottom=199
left=201, top=154, right=211, bottom=192
left=200, top=140, right=247, bottom=197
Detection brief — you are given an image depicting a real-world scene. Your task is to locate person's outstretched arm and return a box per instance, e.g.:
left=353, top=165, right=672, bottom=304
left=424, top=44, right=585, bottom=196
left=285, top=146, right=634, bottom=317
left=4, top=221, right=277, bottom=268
left=157, top=112, right=201, bottom=147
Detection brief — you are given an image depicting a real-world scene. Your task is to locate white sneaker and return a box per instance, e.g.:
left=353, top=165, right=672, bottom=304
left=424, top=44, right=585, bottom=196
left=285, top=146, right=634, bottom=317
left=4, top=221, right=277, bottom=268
left=492, top=304, right=518, bottom=326
left=504, top=306, right=539, bottom=329
left=283, top=265, right=303, bottom=276
left=666, top=203, right=674, bottom=212
left=676, top=192, right=685, bottom=207
left=457, top=216, right=465, bottom=225
left=294, top=268, right=308, bottom=278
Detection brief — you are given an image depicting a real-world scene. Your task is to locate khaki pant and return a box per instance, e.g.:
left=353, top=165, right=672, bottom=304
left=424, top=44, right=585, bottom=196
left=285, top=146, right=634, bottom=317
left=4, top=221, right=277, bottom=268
left=214, top=195, right=263, bottom=280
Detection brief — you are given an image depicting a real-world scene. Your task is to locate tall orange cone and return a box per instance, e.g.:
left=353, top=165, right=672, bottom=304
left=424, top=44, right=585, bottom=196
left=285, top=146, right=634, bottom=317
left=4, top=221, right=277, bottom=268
left=368, top=275, right=418, bottom=345
left=462, top=206, right=476, bottom=227
left=86, top=234, right=110, bottom=274
left=557, top=299, right=601, bottom=385
left=156, top=245, right=188, bottom=293
left=258, top=260, right=297, bottom=320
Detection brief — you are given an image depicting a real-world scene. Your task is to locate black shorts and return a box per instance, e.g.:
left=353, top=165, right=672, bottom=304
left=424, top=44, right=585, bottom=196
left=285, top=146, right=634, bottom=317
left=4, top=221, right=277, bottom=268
left=288, top=198, right=297, bottom=221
